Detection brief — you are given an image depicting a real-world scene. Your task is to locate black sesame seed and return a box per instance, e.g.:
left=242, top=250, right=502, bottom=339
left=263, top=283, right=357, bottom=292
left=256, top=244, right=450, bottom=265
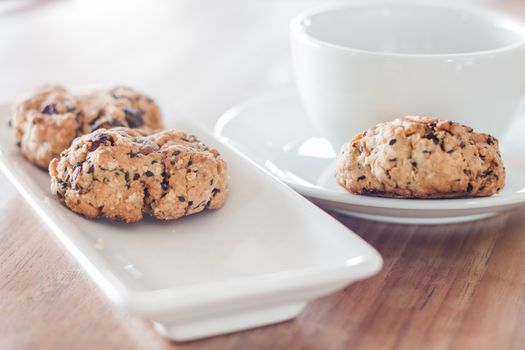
left=89, top=133, right=113, bottom=151
left=129, top=152, right=138, bottom=158
left=133, top=173, right=140, bottom=180
left=178, top=196, right=185, bottom=202
left=425, top=131, right=440, bottom=145
left=188, top=160, right=192, bottom=166
left=87, top=165, right=94, bottom=174
left=173, top=150, right=181, bottom=156
left=161, top=182, right=169, bottom=190
left=357, top=175, right=366, bottom=181
left=115, top=171, right=120, bottom=176
left=145, top=170, right=154, bottom=177
left=389, top=139, right=397, bottom=146
left=467, top=183, right=473, bottom=193
left=41, top=103, right=57, bottom=115
left=188, top=200, right=193, bottom=206
left=125, top=171, right=130, bottom=182
left=151, top=160, right=158, bottom=164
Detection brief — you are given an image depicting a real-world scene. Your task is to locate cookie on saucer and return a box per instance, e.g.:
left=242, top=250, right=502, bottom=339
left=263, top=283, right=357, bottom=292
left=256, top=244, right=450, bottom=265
left=335, top=116, right=505, bottom=198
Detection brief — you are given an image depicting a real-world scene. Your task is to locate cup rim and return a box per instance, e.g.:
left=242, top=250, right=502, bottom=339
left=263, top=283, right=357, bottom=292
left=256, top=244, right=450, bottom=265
left=290, top=0, right=525, bottom=58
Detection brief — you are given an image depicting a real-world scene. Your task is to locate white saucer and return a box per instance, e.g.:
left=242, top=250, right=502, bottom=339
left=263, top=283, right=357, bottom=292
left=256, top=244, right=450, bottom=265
left=215, top=90, right=525, bottom=224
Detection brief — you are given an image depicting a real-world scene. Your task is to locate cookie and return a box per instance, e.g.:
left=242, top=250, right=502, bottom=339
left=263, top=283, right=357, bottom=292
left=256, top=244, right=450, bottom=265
left=49, top=127, right=227, bottom=223
left=335, top=116, right=505, bottom=198
left=12, top=85, right=163, bottom=169
left=11, top=85, right=83, bottom=169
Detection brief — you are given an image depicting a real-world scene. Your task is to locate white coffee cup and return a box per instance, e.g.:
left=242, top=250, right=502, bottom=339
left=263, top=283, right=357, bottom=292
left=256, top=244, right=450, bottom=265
left=290, top=2, right=525, bottom=148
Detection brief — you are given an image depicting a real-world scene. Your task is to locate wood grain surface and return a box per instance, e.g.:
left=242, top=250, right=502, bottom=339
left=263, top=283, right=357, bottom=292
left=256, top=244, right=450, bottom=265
left=2, top=1, right=525, bottom=349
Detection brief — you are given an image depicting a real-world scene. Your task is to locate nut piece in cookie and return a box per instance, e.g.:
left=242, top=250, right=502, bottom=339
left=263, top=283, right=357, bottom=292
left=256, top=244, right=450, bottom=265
left=335, top=116, right=505, bottom=198
left=49, top=127, right=228, bottom=223
left=11, top=85, right=164, bottom=169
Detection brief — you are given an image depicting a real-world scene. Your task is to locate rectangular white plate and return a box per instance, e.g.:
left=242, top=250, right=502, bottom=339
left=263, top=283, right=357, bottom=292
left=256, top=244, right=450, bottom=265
left=0, top=104, right=382, bottom=341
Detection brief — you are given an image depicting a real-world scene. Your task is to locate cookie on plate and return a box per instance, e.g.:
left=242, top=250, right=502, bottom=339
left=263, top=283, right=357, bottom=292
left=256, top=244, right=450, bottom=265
left=11, top=85, right=163, bottom=169
left=11, top=85, right=83, bottom=169
left=335, top=116, right=505, bottom=198
left=49, top=127, right=227, bottom=223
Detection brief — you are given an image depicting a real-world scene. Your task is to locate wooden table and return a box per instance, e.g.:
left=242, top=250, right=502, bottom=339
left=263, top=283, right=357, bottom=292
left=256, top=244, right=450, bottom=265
left=2, top=1, right=525, bottom=349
